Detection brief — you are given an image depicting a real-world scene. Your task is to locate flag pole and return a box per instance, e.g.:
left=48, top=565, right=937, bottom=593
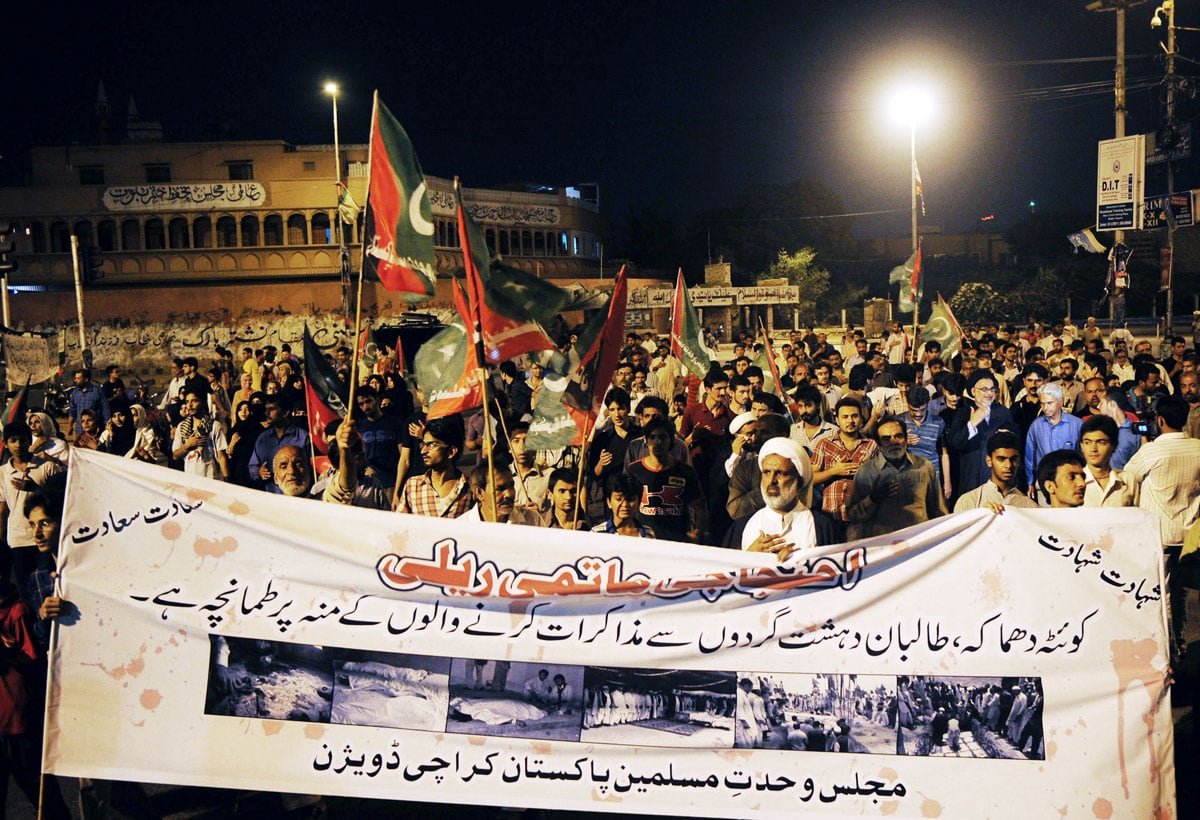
left=457, top=178, right=497, bottom=497
left=909, top=120, right=920, bottom=365
left=494, top=406, right=532, bottom=508
left=347, top=92, right=383, bottom=417
left=574, top=412, right=596, bottom=525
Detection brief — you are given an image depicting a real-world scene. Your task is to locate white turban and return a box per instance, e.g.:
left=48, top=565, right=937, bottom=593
left=757, top=437, right=812, bottom=491
left=729, top=412, right=756, bottom=436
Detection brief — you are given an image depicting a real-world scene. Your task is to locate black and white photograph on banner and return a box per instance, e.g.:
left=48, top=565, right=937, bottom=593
left=330, top=650, right=451, bottom=732
left=445, top=659, right=585, bottom=742
left=580, top=667, right=735, bottom=748
left=204, top=635, right=334, bottom=722
left=735, top=672, right=900, bottom=753
left=901, top=675, right=1046, bottom=760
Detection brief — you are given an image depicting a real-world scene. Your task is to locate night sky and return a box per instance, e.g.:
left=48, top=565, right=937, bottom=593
left=6, top=1, right=1185, bottom=239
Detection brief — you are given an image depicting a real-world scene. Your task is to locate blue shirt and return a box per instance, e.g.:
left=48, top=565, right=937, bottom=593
left=1112, top=418, right=1141, bottom=470
left=248, top=425, right=310, bottom=488
left=1024, top=412, right=1083, bottom=486
left=908, top=414, right=946, bottom=488
left=69, top=384, right=110, bottom=427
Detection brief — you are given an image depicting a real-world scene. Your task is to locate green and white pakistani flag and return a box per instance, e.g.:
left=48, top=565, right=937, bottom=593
left=670, top=269, right=715, bottom=379
left=338, top=183, right=360, bottom=225
left=888, top=245, right=923, bottom=314
left=920, top=294, right=963, bottom=362
left=526, top=372, right=580, bottom=450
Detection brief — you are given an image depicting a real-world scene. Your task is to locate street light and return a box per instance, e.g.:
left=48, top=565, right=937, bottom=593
left=889, top=85, right=934, bottom=259
left=889, top=84, right=934, bottom=356
left=323, top=81, right=349, bottom=317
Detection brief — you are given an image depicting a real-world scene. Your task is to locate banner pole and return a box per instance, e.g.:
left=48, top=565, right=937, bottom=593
left=70, top=236, right=90, bottom=372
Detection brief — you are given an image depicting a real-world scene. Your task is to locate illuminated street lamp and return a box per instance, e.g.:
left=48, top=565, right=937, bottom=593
left=323, top=81, right=350, bottom=317
left=889, top=86, right=933, bottom=258
left=889, top=84, right=934, bottom=351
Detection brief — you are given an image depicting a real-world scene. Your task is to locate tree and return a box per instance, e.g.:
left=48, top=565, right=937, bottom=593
left=759, top=248, right=830, bottom=324
left=949, top=282, right=1007, bottom=325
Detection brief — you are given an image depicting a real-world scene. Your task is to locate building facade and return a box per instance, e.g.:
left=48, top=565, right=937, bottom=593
left=0, top=138, right=608, bottom=324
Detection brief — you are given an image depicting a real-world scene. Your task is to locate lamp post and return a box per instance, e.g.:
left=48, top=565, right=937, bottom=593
left=324, top=81, right=350, bottom=318
left=890, top=86, right=933, bottom=354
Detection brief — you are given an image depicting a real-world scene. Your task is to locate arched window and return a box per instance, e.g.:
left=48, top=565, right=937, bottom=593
left=534, top=231, right=545, bottom=255
left=521, top=231, right=533, bottom=256
left=120, top=219, right=141, bottom=251
left=286, top=214, right=307, bottom=245
left=49, top=221, right=71, bottom=252
left=28, top=222, right=46, bottom=253
left=263, top=214, right=283, bottom=246
left=97, top=220, right=117, bottom=252
left=312, top=213, right=331, bottom=245
left=145, top=219, right=165, bottom=250
left=193, top=217, right=213, bottom=249
left=216, top=216, right=237, bottom=248
left=168, top=217, right=190, bottom=249
left=510, top=230, right=521, bottom=255
left=240, top=215, right=260, bottom=247
left=72, top=220, right=94, bottom=248
left=484, top=228, right=496, bottom=254
left=498, top=230, right=509, bottom=256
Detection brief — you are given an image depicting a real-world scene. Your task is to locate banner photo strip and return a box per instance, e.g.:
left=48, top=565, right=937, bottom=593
left=47, top=450, right=1175, bottom=819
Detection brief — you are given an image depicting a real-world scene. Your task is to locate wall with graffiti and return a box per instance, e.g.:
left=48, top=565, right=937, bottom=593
left=9, top=282, right=456, bottom=389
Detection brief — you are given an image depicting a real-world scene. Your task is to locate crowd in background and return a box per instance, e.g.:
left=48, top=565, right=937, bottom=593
left=1, top=313, right=1199, bottom=814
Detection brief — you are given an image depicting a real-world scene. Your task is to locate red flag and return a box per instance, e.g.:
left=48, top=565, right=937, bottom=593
left=455, top=180, right=556, bottom=364
left=303, top=379, right=338, bottom=476
left=911, top=245, right=923, bottom=299
left=759, top=322, right=799, bottom=421
left=361, top=93, right=437, bottom=300
left=392, top=334, right=405, bottom=375
left=415, top=281, right=484, bottom=420
left=562, top=265, right=628, bottom=431
left=1, top=379, right=29, bottom=432
left=670, top=268, right=713, bottom=379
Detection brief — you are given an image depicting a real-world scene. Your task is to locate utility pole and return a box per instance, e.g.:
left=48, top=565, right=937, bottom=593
left=1088, top=0, right=1147, bottom=324
left=1161, top=0, right=1177, bottom=337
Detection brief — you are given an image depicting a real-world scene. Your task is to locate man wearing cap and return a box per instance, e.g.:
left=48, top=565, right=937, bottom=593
left=726, top=414, right=792, bottom=522
left=724, top=437, right=838, bottom=560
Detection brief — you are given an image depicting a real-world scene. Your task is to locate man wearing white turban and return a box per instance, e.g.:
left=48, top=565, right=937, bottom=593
left=734, top=437, right=836, bottom=561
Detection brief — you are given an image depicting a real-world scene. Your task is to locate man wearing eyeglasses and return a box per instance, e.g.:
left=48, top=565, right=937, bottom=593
left=396, top=415, right=473, bottom=518
left=948, top=370, right=1016, bottom=496
left=846, top=417, right=947, bottom=539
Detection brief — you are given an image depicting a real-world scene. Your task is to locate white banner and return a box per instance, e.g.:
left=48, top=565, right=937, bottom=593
left=2, top=328, right=59, bottom=385
left=102, top=183, right=267, bottom=211
left=47, top=450, right=1175, bottom=818
left=1096, top=135, right=1145, bottom=231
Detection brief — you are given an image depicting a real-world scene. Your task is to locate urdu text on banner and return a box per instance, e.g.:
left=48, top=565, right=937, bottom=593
left=46, top=449, right=1175, bottom=819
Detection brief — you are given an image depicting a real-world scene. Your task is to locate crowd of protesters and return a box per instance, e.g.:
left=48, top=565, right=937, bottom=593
left=0, top=314, right=1199, bottom=814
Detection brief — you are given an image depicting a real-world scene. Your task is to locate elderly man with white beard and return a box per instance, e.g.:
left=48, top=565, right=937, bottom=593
left=722, top=437, right=840, bottom=560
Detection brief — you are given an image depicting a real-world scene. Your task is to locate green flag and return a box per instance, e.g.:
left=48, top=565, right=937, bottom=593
left=888, top=246, right=923, bottom=314
left=362, top=93, right=437, bottom=301
left=920, top=294, right=963, bottom=362
left=526, top=373, right=580, bottom=450
left=669, top=269, right=714, bottom=379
